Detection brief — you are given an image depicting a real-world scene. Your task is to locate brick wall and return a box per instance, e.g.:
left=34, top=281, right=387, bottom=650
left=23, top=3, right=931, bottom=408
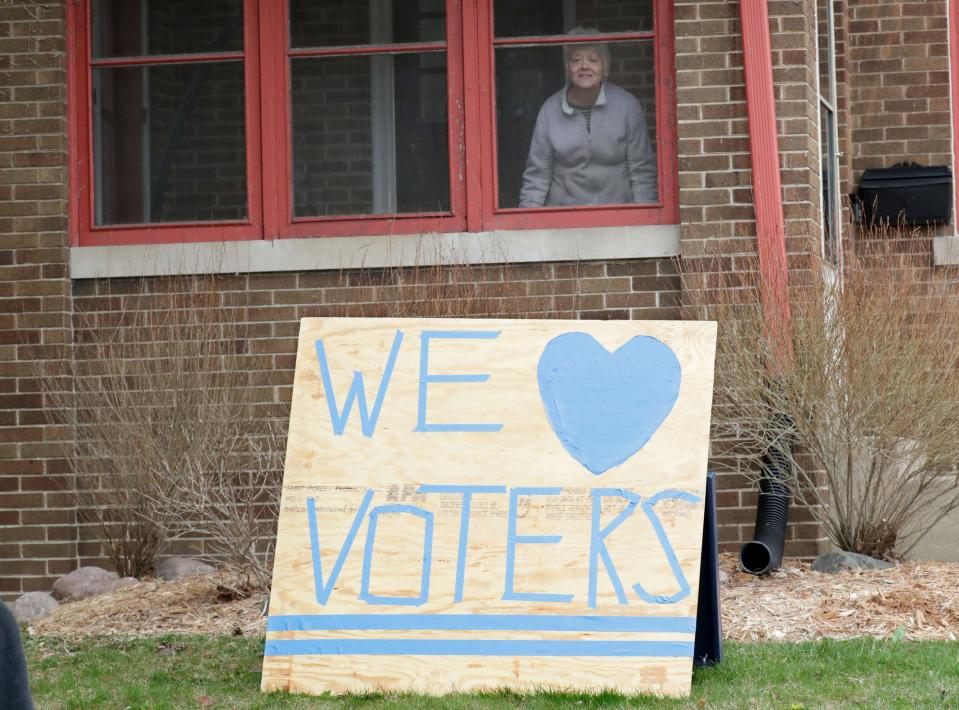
left=68, top=260, right=682, bottom=570
left=848, top=0, right=951, bottom=186
left=0, top=0, right=74, bottom=599
left=674, top=0, right=827, bottom=557
left=0, top=0, right=689, bottom=601
left=10, top=0, right=959, bottom=597
left=832, top=0, right=855, bottom=201
left=847, top=0, right=957, bottom=259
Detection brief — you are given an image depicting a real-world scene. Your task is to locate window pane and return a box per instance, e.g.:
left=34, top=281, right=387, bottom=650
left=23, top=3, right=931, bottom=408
left=498, top=40, right=657, bottom=209
left=93, top=62, right=247, bottom=225
left=820, top=105, right=839, bottom=262
left=92, top=0, right=243, bottom=58
left=290, top=0, right=445, bottom=48
left=494, top=0, right=653, bottom=38
left=816, top=0, right=834, bottom=103
left=291, top=54, right=450, bottom=217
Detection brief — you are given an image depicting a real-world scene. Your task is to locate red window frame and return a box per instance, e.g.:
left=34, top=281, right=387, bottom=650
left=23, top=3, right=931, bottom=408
left=471, top=0, right=678, bottom=232
left=68, top=0, right=677, bottom=247
left=262, top=0, right=468, bottom=239
left=68, top=0, right=264, bottom=246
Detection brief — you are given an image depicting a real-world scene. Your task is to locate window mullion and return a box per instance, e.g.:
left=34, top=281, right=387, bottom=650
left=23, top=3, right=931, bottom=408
left=259, top=0, right=288, bottom=239
left=243, top=0, right=264, bottom=239
left=461, top=0, right=489, bottom=231
left=444, top=0, right=469, bottom=229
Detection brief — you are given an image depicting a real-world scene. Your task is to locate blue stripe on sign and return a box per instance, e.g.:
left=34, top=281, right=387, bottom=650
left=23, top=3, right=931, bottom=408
left=267, top=614, right=696, bottom=634
left=264, top=639, right=694, bottom=657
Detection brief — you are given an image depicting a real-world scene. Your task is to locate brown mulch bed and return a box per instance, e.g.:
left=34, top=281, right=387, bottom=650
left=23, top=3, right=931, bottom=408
left=29, top=571, right=270, bottom=639
left=721, top=555, right=959, bottom=642
left=27, top=556, right=959, bottom=642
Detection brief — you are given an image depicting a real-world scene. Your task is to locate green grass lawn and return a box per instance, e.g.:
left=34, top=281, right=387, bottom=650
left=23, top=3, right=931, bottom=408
left=23, top=635, right=959, bottom=709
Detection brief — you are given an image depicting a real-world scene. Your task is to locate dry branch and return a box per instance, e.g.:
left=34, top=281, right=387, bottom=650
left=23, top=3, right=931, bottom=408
left=49, top=274, right=286, bottom=584
left=701, top=253, right=959, bottom=558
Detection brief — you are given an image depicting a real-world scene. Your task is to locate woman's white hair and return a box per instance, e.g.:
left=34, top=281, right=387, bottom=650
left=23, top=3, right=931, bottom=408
left=562, top=26, right=611, bottom=74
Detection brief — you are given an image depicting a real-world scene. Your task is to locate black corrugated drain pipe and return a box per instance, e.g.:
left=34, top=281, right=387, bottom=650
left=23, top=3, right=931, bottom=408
left=739, top=432, right=792, bottom=575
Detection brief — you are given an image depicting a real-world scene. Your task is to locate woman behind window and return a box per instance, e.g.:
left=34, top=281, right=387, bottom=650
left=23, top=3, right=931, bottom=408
left=519, top=28, right=657, bottom=208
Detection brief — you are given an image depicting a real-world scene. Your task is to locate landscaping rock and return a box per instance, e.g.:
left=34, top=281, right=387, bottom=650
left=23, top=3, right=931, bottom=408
left=811, top=551, right=894, bottom=574
left=51, top=566, right=119, bottom=601
left=12, top=591, right=59, bottom=624
left=157, top=557, right=215, bottom=581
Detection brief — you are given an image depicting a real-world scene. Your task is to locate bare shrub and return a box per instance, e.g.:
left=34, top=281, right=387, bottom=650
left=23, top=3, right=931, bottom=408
left=703, top=252, right=959, bottom=558
left=328, top=241, right=582, bottom=320
left=153, top=408, right=285, bottom=592
left=53, top=275, right=285, bottom=584
left=55, top=244, right=590, bottom=585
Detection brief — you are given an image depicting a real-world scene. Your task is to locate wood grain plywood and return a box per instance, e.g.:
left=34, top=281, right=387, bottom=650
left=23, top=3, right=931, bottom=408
left=263, top=318, right=716, bottom=697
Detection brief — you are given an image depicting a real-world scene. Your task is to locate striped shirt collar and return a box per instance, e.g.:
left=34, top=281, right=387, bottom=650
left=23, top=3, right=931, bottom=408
left=561, top=81, right=608, bottom=115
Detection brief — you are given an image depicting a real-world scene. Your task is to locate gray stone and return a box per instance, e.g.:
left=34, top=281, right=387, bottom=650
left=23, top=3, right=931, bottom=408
left=811, top=551, right=895, bottom=574
left=12, top=591, right=59, bottom=624
left=51, top=566, right=119, bottom=601
left=156, top=557, right=216, bottom=581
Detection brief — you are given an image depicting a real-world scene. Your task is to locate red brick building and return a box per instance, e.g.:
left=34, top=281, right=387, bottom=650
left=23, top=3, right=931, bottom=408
left=2, top=0, right=958, bottom=599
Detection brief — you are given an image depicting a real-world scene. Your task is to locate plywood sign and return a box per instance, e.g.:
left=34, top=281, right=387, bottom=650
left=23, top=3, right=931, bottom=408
left=263, top=317, right=716, bottom=697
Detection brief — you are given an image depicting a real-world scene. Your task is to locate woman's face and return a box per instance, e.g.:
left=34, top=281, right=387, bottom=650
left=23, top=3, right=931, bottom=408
left=567, top=48, right=605, bottom=91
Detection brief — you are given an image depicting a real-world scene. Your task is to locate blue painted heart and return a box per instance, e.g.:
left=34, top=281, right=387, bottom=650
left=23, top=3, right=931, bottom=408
left=537, top=333, right=682, bottom=475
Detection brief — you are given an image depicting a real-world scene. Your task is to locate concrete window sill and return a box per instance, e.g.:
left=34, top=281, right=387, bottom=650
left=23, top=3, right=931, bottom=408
left=70, top=225, right=681, bottom=279
left=933, top=235, right=959, bottom=266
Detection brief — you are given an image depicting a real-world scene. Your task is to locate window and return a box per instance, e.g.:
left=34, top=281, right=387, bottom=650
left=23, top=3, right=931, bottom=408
left=816, top=0, right=841, bottom=264
left=69, top=0, right=677, bottom=246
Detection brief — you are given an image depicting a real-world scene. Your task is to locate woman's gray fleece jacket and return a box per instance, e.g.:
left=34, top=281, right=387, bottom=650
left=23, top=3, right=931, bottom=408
left=519, top=82, right=658, bottom=207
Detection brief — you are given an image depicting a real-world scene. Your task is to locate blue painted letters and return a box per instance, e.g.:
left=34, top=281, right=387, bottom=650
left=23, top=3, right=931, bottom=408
left=306, top=486, right=697, bottom=608
left=307, top=490, right=374, bottom=605
left=503, top=487, right=575, bottom=603
left=360, top=504, right=434, bottom=606
left=632, top=490, right=701, bottom=604
left=417, top=485, right=507, bottom=602
left=415, top=330, right=503, bottom=433
left=315, top=331, right=404, bottom=437
left=588, top=488, right=640, bottom=609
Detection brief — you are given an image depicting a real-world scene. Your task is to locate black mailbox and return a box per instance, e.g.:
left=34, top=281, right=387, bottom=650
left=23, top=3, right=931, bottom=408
left=857, top=163, right=952, bottom=227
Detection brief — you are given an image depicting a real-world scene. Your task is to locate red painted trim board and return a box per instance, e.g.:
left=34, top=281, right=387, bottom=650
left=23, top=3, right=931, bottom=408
left=950, top=0, right=959, bottom=231
left=739, top=0, right=793, bottom=367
